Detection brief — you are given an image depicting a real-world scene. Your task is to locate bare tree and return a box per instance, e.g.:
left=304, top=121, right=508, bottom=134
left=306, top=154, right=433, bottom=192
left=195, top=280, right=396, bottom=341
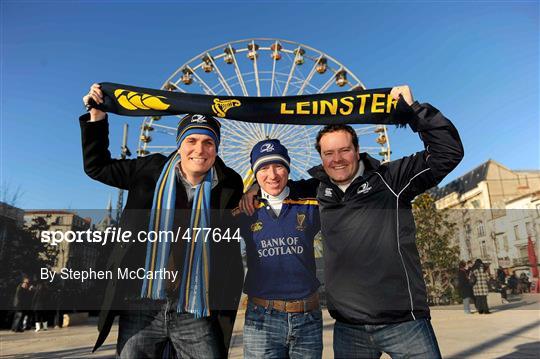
left=0, top=181, right=25, bottom=206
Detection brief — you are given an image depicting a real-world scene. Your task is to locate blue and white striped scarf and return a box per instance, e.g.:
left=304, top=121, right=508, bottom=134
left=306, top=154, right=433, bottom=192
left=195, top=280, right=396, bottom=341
left=141, top=152, right=212, bottom=317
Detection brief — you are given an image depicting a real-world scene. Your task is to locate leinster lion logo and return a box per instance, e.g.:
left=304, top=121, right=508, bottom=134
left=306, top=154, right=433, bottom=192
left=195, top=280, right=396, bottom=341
left=260, top=143, right=275, bottom=153
left=190, top=114, right=208, bottom=123
left=211, top=98, right=241, bottom=117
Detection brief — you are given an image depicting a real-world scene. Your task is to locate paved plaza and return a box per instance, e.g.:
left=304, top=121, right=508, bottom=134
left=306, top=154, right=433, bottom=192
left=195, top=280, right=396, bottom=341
left=1, top=294, right=539, bottom=358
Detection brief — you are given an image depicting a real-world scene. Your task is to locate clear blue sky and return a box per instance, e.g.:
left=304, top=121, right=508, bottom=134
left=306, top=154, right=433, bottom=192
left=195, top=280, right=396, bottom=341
left=1, top=1, right=538, bottom=210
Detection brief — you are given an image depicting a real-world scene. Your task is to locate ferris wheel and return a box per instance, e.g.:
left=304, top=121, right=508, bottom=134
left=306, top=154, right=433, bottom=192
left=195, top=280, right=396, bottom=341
left=137, top=38, right=391, bottom=185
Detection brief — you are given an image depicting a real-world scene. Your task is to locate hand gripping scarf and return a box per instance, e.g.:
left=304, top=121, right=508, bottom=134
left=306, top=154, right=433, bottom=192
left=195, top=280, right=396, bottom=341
left=141, top=151, right=212, bottom=318
left=93, top=82, right=416, bottom=125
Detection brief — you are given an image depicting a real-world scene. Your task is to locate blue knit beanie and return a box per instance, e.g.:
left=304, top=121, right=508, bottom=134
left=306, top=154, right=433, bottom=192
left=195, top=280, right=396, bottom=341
left=250, top=139, right=290, bottom=174
left=176, top=114, right=221, bottom=149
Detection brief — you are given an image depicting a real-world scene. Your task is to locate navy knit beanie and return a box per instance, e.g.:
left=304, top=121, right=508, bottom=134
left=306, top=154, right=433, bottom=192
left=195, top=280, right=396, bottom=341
left=176, top=114, right=221, bottom=149
left=250, top=139, right=290, bottom=174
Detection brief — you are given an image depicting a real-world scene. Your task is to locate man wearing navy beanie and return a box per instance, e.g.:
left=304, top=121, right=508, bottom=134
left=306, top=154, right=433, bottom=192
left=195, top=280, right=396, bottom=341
left=81, top=84, right=244, bottom=358
left=240, top=138, right=322, bottom=359
left=175, top=114, right=221, bottom=185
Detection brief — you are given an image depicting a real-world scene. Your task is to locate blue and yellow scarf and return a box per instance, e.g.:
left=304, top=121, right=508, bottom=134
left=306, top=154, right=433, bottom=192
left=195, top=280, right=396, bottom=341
left=141, top=152, right=212, bottom=317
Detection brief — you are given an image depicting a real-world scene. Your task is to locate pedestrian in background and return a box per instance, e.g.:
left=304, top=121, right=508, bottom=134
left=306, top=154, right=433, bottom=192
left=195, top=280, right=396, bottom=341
left=457, top=261, right=474, bottom=314
left=11, top=277, right=32, bottom=332
left=497, top=268, right=508, bottom=299
left=51, top=278, right=64, bottom=329
left=496, top=267, right=506, bottom=285
left=32, top=281, right=50, bottom=332
left=471, top=259, right=490, bottom=314
left=508, top=271, right=519, bottom=294
left=519, top=273, right=531, bottom=293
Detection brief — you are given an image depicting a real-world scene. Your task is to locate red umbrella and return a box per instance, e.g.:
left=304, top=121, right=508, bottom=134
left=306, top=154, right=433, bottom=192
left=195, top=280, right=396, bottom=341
left=527, top=237, right=538, bottom=278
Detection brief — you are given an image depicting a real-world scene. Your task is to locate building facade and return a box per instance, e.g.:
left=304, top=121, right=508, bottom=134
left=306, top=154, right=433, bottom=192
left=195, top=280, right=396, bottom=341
left=503, top=191, right=540, bottom=267
left=23, top=210, right=96, bottom=274
left=431, top=160, right=540, bottom=273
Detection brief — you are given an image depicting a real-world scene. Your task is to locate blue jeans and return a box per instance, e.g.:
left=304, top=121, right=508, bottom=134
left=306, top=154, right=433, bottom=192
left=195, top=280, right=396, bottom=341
left=117, top=298, right=222, bottom=358
left=11, top=311, right=25, bottom=331
left=333, top=318, right=441, bottom=359
left=463, top=297, right=472, bottom=314
left=243, top=302, right=322, bottom=358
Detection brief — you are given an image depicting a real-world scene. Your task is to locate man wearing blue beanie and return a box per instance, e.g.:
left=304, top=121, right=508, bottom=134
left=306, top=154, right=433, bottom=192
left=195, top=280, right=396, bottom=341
left=175, top=114, right=221, bottom=185
left=239, top=138, right=322, bottom=359
left=81, top=84, right=244, bottom=358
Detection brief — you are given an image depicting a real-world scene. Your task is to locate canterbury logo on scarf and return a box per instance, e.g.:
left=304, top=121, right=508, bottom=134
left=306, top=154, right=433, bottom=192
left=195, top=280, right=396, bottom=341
left=94, top=82, right=416, bottom=126
left=141, top=152, right=212, bottom=317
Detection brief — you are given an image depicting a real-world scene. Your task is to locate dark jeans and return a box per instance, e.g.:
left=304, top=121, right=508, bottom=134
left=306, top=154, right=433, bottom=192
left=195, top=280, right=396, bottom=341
left=475, top=295, right=490, bottom=314
left=333, top=318, right=441, bottom=359
left=54, top=309, right=63, bottom=327
left=243, top=302, right=323, bottom=358
left=500, top=287, right=508, bottom=300
left=11, top=311, right=25, bottom=331
left=117, top=298, right=222, bottom=359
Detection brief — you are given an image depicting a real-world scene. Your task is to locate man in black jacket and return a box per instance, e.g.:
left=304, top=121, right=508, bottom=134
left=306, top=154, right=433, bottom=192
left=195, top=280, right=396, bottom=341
left=11, top=277, right=31, bottom=332
left=81, top=84, right=244, bottom=358
left=303, top=85, right=464, bottom=358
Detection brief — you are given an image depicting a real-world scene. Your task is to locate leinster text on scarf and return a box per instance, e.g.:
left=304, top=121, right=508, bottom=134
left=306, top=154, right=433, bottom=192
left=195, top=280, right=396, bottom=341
left=94, top=82, right=415, bottom=126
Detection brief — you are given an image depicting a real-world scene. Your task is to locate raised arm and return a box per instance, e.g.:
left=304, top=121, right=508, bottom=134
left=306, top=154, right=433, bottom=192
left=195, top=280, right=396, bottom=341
left=80, top=83, right=137, bottom=189
left=385, top=85, right=464, bottom=201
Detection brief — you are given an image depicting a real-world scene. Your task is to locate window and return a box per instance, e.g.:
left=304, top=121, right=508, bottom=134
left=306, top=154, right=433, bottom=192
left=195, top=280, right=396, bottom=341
left=476, top=220, right=485, bottom=237
left=480, top=240, right=488, bottom=259
left=514, top=225, right=521, bottom=241
left=525, top=222, right=534, bottom=237
left=519, top=246, right=529, bottom=259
